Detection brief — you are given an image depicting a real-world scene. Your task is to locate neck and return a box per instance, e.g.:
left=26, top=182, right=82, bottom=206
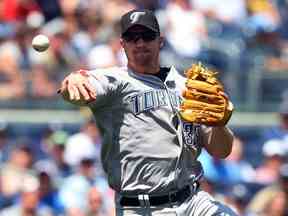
left=22, top=209, right=36, bottom=216
left=128, top=62, right=160, bottom=75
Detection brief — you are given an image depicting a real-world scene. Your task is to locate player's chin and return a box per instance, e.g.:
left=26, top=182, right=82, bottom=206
left=136, top=52, right=149, bottom=58
left=135, top=54, right=152, bottom=65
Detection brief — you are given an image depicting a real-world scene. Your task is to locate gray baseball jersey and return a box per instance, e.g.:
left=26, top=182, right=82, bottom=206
left=82, top=66, right=228, bottom=195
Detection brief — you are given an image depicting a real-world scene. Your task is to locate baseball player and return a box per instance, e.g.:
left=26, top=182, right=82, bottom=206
left=59, top=9, right=238, bottom=216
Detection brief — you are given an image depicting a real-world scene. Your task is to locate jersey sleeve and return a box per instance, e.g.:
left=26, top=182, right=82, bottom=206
left=87, top=68, right=123, bottom=108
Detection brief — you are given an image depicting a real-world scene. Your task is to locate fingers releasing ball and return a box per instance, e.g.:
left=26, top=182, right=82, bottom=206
left=32, top=34, right=50, bottom=52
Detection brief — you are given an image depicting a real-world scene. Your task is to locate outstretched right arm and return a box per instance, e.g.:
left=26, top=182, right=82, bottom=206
left=58, top=70, right=97, bottom=106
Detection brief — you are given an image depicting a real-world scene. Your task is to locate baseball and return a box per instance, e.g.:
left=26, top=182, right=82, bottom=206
left=32, top=34, right=50, bottom=52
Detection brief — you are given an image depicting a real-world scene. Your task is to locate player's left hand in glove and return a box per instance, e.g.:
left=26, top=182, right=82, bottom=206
left=179, top=63, right=234, bottom=126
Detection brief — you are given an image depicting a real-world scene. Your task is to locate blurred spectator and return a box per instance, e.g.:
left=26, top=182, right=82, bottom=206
left=49, top=30, right=81, bottom=72
left=26, top=11, right=45, bottom=30
left=59, top=0, right=81, bottom=17
left=199, top=136, right=255, bottom=191
left=262, top=190, right=287, bottom=216
left=246, top=0, right=281, bottom=35
left=225, top=137, right=256, bottom=182
left=28, top=64, right=58, bottom=98
left=242, top=0, right=288, bottom=74
left=199, top=176, right=252, bottom=215
left=162, top=0, right=207, bottom=60
left=199, top=150, right=230, bottom=191
left=254, top=139, right=286, bottom=185
left=58, top=158, right=110, bottom=215
left=86, top=186, right=114, bottom=216
left=247, top=162, right=288, bottom=215
left=0, top=145, right=35, bottom=205
left=72, top=15, right=99, bottom=57
left=35, top=0, right=62, bottom=22
left=2, top=0, right=40, bottom=22
left=34, top=130, right=72, bottom=187
left=11, top=23, right=62, bottom=100
left=0, top=34, right=25, bottom=99
left=101, top=0, right=136, bottom=27
left=87, top=31, right=127, bottom=69
left=0, top=175, right=53, bottom=216
left=0, top=1, right=16, bottom=37
left=37, top=170, right=63, bottom=215
left=199, top=178, right=216, bottom=195
left=36, top=17, right=83, bottom=75
left=218, top=183, right=252, bottom=216
left=191, top=0, right=247, bottom=26
left=262, top=93, right=288, bottom=142
left=64, top=119, right=102, bottom=171
left=247, top=27, right=288, bottom=74
left=278, top=0, right=288, bottom=40
left=0, top=127, right=11, bottom=162
left=134, top=0, right=162, bottom=11
left=14, top=24, right=34, bottom=71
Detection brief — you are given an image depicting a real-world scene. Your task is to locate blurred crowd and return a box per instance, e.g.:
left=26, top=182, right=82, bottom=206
left=0, top=119, right=115, bottom=216
left=1, top=0, right=288, bottom=215
left=0, top=0, right=288, bottom=107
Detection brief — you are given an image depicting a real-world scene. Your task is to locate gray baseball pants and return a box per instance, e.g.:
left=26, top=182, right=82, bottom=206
left=116, top=189, right=238, bottom=216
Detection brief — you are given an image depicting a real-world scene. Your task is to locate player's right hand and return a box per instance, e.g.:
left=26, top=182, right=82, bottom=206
left=58, top=70, right=96, bottom=102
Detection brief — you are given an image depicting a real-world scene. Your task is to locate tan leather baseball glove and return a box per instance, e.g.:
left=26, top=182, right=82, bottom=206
left=179, top=63, right=234, bottom=126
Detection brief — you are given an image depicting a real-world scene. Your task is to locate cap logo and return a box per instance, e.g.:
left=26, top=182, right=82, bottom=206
left=130, top=12, right=146, bottom=24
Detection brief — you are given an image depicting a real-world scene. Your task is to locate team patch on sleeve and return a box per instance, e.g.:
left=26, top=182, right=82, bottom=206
left=182, top=122, right=201, bottom=151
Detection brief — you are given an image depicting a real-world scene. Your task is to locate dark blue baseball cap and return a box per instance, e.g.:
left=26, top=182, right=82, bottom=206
left=120, top=9, right=160, bottom=36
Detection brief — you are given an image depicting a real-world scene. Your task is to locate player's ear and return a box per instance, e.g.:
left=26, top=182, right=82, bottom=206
left=120, top=38, right=124, bottom=47
left=159, top=36, right=164, bottom=48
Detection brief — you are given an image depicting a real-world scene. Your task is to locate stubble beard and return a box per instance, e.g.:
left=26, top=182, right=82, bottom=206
left=127, top=49, right=159, bottom=74
left=134, top=50, right=159, bottom=69
left=135, top=54, right=151, bottom=66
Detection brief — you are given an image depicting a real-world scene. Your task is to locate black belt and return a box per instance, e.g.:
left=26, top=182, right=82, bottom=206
left=120, top=183, right=199, bottom=206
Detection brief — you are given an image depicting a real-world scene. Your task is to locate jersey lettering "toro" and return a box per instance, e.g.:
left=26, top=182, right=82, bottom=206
left=129, top=89, right=180, bottom=115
